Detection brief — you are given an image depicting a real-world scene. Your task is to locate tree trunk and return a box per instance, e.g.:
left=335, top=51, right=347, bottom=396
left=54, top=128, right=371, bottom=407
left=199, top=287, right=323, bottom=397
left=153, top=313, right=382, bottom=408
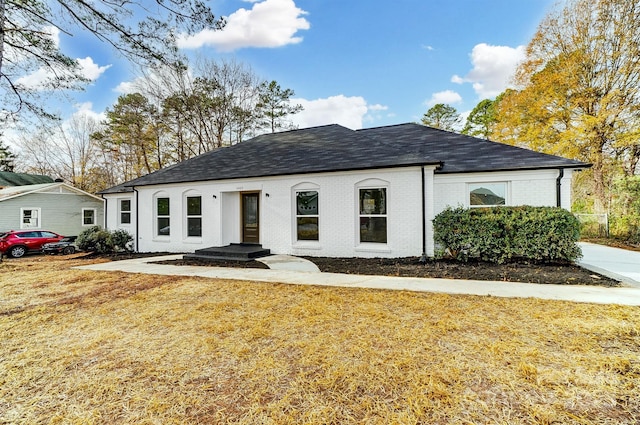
left=0, top=0, right=5, bottom=76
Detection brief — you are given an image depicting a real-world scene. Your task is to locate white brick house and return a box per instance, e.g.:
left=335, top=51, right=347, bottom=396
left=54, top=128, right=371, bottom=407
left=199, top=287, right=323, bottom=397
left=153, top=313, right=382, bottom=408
left=101, top=123, right=588, bottom=258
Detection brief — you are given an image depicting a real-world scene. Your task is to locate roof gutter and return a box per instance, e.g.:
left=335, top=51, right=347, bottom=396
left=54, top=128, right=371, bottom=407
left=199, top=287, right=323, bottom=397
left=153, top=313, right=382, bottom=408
left=435, top=163, right=591, bottom=175
left=121, top=162, right=445, bottom=189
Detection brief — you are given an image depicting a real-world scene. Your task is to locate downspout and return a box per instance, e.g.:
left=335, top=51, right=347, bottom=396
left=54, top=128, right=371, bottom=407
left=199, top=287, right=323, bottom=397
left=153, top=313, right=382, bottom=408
left=133, top=187, right=139, bottom=252
left=419, top=165, right=427, bottom=263
left=101, top=194, right=107, bottom=229
left=556, top=168, right=564, bottom=208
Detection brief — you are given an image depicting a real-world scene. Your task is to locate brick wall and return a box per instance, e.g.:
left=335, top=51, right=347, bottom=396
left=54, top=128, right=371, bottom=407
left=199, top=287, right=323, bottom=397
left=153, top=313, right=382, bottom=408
left=104, top=167, right=570, bottom=257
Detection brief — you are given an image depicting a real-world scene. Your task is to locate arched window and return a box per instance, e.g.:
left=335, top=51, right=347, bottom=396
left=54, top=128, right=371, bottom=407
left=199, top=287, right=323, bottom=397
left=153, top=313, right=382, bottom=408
left=293, top=182, right=319, bottom=242
left=184, top=191, right=202, bottom=237
left=356, top=179, right=389, bottom=244
left=154, top=193, right=170, bottom=236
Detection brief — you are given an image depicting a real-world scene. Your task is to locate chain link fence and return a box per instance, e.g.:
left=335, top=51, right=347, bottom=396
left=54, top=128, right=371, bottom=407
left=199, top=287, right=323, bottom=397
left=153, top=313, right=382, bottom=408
left=574, top=213, right=609, bottom=238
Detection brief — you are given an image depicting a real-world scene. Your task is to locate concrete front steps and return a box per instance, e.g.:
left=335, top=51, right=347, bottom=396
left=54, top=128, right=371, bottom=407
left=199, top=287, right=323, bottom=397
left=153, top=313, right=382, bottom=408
left=184, top=243, right=271, bottom=262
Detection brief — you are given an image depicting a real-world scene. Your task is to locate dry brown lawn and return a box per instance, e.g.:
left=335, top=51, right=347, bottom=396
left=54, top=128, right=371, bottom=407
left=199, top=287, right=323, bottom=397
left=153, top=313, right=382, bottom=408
left=1, top=255, right=639, bottom=424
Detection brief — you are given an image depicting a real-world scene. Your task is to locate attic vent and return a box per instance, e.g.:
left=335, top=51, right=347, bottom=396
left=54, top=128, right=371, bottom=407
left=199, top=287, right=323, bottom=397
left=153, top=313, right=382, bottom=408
left=54, top=178, right=64, bottom=182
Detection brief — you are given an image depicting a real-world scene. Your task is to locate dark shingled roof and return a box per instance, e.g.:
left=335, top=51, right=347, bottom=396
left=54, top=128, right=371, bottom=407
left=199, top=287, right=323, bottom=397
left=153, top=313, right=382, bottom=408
left=100, top=123, right=588, bottom=193
left=0, top=171, right=53, bottom=187
left=357, top=124, right=588, bottom=174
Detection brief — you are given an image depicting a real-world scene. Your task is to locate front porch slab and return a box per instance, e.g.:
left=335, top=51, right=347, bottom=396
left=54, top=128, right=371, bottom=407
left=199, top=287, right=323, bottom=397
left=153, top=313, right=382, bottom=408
left=183, top=243, right=271, bottom=262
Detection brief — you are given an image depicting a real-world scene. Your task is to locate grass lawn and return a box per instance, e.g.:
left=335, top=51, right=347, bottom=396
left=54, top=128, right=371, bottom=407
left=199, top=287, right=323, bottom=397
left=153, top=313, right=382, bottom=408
left=1, top=255, right=639, bottom=424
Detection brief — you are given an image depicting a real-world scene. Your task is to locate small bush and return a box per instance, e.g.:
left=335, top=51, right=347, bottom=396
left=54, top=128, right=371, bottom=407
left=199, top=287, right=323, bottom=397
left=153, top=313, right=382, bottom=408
left=76, top=226, right=133, bottom=254
left=609, top=214, right=640, bottom=244
left=111, top=229, right=134, bottom=252
left=433, top=206, right=582, bottom=264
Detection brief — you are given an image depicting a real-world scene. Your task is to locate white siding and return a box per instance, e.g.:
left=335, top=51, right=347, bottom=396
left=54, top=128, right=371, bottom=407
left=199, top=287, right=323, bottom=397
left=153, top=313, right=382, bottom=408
left=106, top=168, right=429, bottom=258
left=105, top=195, right=136, bottom=234
left=0, top=193, right=104, bottom=236
left=433, top=169, right=571, bottom=214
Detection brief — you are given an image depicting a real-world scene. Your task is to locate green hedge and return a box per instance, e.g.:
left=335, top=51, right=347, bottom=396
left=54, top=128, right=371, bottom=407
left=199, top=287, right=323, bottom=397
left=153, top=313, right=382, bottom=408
left=433, top=206, right=582, bottom=264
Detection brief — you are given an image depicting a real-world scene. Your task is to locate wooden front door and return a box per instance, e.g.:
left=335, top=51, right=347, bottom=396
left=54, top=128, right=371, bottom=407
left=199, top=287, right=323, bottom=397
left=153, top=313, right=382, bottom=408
left=241, top=192, right=260, bottom=244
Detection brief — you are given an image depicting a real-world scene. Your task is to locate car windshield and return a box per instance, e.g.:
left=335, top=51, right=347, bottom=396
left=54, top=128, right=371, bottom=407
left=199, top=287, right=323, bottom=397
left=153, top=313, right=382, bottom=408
left=0, top=233, right=7, bottom=239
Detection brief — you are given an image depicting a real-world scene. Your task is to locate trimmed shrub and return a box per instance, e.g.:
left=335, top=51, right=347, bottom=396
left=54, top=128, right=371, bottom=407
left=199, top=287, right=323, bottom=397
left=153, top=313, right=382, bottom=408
left=111, top=229, right=134, bottom=252
left=433, top=206, right=582, bottom=264
left=76, top=226, right=133, bottom=254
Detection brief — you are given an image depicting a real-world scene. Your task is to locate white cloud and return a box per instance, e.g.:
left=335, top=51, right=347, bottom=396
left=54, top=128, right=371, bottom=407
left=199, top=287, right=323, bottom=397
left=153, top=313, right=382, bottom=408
left=290, top=95, right=374, bottom=130
left=15, top=68, right=52, bottom=89
left=76, top=57, right=111, bottom=81
left=177, top=0, right=310, bottom=51
left=453, top=43, right=525, bottom=98
left=367, top=104, right=388, bottom=112
left=11, top=25, right=110, bottom=90
left=425, top=90, right=462, bottom=107
left=114, top=80, right=137, bottom=94
left=71, top=102, right=106, bottom=122
left=15, top=56, right=109, bottom=90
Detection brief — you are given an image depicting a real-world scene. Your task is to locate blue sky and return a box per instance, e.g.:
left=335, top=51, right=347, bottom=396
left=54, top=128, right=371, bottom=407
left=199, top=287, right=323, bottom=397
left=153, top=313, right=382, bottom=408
left=24, top=0, right=557, bottom=132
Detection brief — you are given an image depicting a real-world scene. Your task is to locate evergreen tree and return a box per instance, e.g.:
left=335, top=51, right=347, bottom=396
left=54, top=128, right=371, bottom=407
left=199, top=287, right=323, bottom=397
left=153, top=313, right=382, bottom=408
left=0, top=139, right=15, bottom=171
left=461, top=98, right=498, bottom=139
left=421, top=104, right=461, bottom=131
left=256, top=81, right=304, bottom=133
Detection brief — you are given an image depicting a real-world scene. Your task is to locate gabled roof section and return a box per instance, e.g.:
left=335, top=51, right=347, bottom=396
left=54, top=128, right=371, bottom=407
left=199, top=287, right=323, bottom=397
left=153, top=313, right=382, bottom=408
left=0, top=182, right=103, bottom=202
left=0, top=171, right=53, bottom=187
left=103, top=123, right=589, bottom=191
left=98, top=181, right=134, bottom=195
left=357, top=123, right=588, bottom=173
left=117, top=124, right=442, bottom=189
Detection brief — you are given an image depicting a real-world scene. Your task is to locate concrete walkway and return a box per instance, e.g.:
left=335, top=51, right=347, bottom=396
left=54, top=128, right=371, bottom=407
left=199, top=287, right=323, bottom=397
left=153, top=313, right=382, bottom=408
left=578, top=242, right=640, bottom=287
left=257, top=254, right=320, bottom=272
left=75, top=254, right=640, bottom=306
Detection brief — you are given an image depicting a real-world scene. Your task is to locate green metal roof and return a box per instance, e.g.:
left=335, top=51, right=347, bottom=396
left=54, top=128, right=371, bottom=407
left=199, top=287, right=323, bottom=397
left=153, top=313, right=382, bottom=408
left=0, top=172, right=54, bottom=187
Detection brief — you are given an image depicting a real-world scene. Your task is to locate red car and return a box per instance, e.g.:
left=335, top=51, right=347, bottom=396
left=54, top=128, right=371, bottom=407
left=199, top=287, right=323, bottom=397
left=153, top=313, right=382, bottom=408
left=0, top=230, right=65, bottom=258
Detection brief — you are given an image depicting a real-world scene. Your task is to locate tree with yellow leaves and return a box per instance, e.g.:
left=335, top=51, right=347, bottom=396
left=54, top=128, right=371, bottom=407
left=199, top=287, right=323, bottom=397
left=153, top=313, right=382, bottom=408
left=494, top=0, right=640, bottom=213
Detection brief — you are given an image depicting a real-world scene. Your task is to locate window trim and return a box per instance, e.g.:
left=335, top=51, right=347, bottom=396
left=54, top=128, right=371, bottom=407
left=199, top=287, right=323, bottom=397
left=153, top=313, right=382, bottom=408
left=292, top=183, right=321, bottom=248
left=82, top=208, right=97, bottom=226
left=119, top=198, right=132, bottom=225
left=185, top=193, right=203, bottom=239
left=468, top=181, right=509, bottom=208
left=20, top=207, right=41, bottom=229
left=295, top=189, right=319, bottom=242
left=355, top=179, right=390, bottom=250
left=155, top=194, right=171, bottom=238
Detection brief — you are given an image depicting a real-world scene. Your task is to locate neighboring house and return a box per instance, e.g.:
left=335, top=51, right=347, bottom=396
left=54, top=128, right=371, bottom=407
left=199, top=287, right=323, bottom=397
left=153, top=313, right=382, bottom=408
left=0, top=171, right=54, bottom=189
left=0, top=183, right=105, bottom=237
left=101, top=123, right=589, bottom=257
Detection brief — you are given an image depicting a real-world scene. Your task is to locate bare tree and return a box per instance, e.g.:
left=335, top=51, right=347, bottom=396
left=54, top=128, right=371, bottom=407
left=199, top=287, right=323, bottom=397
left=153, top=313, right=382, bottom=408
left=14, top=113, right=109, bottom=192
left=0, top=0, right=223, bottom=123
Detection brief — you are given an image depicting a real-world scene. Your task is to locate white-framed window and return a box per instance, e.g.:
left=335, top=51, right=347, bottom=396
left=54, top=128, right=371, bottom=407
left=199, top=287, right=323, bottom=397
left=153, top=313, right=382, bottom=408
left=156, top=196, right=170, bottom=236
left=468, top=182, right=508, bottom=207
left=186, top=195, right=202, bottom=237
left=359, top=187, right=387, bottom=243
left=296, top=190, right=319, bottom=241
left=119, top=199, right=131, bottom=225
left=20, top=208, right=41, bottom=229
left=82, top=208, right=97, bottom=226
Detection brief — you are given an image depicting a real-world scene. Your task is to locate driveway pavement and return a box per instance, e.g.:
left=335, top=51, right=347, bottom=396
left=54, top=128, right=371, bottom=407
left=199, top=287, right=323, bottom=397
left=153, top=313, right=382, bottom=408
left=578, top=242, right=640, bottom=288
left=75, top=252, right=640, bottom=306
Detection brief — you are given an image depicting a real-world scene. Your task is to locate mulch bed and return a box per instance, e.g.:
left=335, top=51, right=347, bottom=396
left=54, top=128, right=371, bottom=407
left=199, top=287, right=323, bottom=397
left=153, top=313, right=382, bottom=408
left=153, top=255, right=620, bottom=287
